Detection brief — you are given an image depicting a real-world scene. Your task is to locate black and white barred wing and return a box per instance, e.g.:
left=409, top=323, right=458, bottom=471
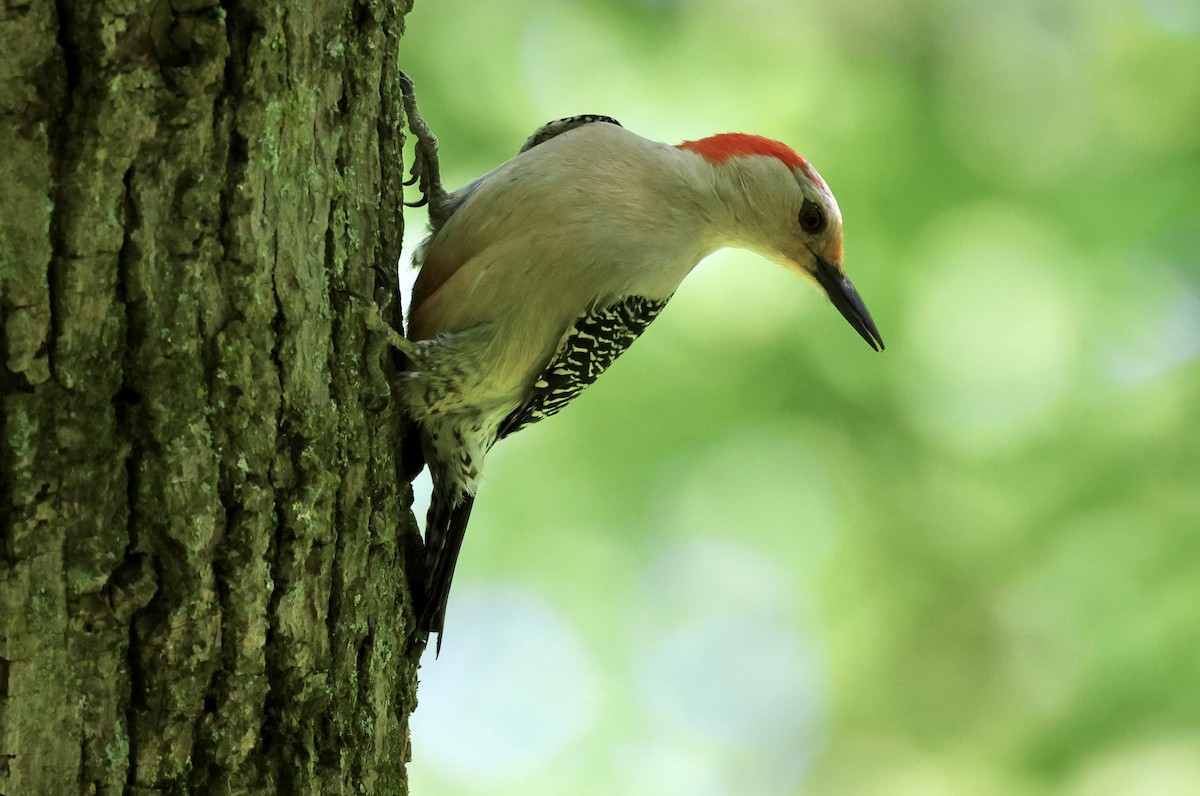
left=498, top=295, right=670, bottom=440
left=519, top=115, right=623, bottom=153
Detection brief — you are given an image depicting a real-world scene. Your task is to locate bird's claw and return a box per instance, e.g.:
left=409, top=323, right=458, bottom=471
left=358, top=275, right=413, bottom=358
left=342, top=269, right=416, bottom=409
left=398, top=70, right=451, bottom=229
left=362, top=303, right=414, bottom=356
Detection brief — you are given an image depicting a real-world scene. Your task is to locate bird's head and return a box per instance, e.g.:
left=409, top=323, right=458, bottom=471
left=677, top=133, right=884, bottom=351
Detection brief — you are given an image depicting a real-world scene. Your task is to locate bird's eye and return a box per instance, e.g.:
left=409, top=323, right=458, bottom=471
left=799, top=199, right=825, bottom=234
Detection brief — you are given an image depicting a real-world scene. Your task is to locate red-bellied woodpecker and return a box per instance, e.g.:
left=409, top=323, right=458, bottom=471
left=390, top=73, right=883, bottom=651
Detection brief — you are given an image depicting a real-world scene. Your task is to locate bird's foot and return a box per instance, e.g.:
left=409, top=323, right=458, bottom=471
left=360, top=266, right=416, bottom=358
left=341, top=267, right=416, bottom=407
left=398, top=71, right=452, bottom=229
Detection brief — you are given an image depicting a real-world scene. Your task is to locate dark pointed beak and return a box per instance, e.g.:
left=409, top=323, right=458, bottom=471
left=812, top=255, right=884, bottom=351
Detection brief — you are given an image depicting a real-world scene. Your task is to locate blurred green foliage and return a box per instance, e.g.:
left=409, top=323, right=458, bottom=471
left=398, top=1, right=1200, bottom=794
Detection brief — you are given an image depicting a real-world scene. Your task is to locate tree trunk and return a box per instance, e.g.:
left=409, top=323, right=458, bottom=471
left=1, top=1, right=421, bottom=792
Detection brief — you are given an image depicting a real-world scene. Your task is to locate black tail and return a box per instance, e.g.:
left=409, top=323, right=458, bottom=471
left=417, top=487, right=476, bottom=654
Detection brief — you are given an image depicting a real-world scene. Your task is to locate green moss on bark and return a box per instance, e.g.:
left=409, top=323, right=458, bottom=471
left=1, top=1, right=420, bottom=792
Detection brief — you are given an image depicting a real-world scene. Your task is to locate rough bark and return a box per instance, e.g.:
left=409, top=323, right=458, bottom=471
left=0, top=0, right=421, bottom=792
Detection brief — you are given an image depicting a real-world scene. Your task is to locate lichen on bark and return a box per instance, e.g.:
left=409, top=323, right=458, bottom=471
left=1, top=1, right=421, bottom=792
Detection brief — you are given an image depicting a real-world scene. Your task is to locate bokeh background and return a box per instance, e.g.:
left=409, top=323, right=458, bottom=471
left=395, top=1, right=1200, bottom=793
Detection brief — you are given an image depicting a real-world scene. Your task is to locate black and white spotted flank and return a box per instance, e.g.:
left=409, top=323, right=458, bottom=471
left=498, top=295, right=670, bottom=439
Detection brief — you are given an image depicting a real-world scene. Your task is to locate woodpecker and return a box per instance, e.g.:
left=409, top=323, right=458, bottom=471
left=390, top=73, right=883, bottom=650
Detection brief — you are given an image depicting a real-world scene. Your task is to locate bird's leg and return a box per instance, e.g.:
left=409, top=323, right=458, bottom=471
left=398, top=71, right=453, bottom=230
left=340, top=265, right=417, bottom=410
left=359, top=265, right=417, bottom=360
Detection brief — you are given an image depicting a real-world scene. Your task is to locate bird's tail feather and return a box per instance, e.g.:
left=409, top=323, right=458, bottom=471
left=418, top=486, right=475, bottom=654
